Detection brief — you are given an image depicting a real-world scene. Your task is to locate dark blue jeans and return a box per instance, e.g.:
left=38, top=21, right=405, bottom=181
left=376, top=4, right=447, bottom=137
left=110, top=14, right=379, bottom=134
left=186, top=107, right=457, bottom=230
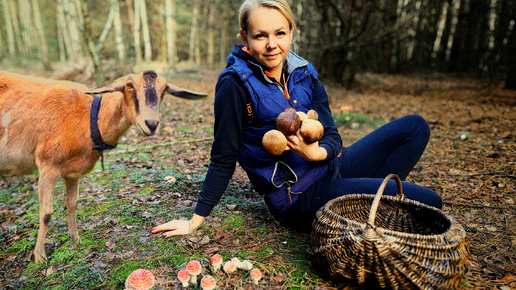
left=281, top=115, right=443, bottom=232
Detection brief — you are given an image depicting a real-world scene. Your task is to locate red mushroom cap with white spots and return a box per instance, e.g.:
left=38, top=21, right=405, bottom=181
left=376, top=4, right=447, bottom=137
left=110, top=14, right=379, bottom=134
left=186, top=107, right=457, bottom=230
left=125, top=269, right=155, bottom=290
left=201, top=275, right=217, bottom=290
left=186, top=260, right=202, bottom=284
left=250, top=268, right=262, bottom=284
left=177, top=269, right=190, bottom=287
left=210, top=254, right=223, bottom=271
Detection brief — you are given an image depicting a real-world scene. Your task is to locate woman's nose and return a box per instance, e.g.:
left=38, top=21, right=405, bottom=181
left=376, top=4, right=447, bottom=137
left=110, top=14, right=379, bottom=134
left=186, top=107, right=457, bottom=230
left=267, top=36, right=277, bottom=49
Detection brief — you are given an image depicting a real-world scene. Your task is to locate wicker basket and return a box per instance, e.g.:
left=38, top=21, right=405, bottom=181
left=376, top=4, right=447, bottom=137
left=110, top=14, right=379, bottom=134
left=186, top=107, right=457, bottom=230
left=311, top=174, right=469, bottom=289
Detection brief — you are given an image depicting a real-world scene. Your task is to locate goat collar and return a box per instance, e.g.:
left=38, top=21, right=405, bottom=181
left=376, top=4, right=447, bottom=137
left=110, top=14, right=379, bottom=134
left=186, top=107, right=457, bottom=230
left=90, top=96, right=117, bottom=151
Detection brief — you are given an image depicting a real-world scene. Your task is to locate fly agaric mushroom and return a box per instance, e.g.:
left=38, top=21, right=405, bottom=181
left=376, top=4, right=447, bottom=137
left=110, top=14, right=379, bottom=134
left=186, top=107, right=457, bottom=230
left=201, top=275, right=217, bottom=290
left=186, top=260, right=202, bottom=284
left=210, top=254, right=223, bottom=272
left=177, top=269, right=190, bottom=288
left=250, top=268, right=262, bottom=285
left=223, top=260, right=237, bottom=274
left=125, top=269, right=155, bottom=290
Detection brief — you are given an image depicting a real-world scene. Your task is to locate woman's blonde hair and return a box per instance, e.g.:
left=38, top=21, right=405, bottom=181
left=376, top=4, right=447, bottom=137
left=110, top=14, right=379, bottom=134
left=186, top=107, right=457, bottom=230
left=239, top=0, right=296, bottom=35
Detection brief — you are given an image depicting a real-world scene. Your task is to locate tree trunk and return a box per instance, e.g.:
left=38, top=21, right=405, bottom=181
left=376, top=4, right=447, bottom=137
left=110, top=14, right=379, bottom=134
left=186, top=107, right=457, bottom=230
left=79, top=0, right=104, bottom=84
left=504, top=23, right=516, bottom=89
left=165, top=0, right=177, bottom=67
left=96, top=0, right=117, bottom=54
left=207, top=2, right=215, bottom=65
left=113, top=0, right=125, bottom=61
left=133, top=0, right=143, bottom=66
left=189, top=0, right=199, bottom=63
left=138, top=0, right=152, bottom=63
left=8, top=0, right=24, bottom=54
left=1, top=0, right=16, bottom=56
left=31, top=0, right=50, bottom=70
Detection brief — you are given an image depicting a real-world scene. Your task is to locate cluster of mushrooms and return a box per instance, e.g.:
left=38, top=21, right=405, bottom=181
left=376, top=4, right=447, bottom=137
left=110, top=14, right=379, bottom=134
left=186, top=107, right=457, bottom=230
left=124, top=254, right=262, bottom=290
left=262, top=108, right=324, bottom=155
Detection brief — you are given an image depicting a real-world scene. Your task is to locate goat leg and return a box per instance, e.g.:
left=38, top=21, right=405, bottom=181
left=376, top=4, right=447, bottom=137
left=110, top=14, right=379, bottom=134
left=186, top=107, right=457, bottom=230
left=64, top=177, right=81, bottom=247
left=35, top=170, right=59, bottom=263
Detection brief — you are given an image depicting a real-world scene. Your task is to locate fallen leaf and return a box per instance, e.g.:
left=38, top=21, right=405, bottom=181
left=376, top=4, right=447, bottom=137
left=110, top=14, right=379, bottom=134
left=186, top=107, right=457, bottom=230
left=500, top=273, right=516, bottom=283
left=105, top=240, right=116, bottom=249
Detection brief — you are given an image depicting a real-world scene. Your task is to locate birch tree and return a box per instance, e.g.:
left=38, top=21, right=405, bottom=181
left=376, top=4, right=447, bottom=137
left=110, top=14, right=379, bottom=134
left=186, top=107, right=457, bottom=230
left=113, top=0, right=125, bottom=61
left=189, top=0, right=200, bottom=64
left=165, top=0, right=177, bottom=67
left=138, top=0, right=152, bottom=63
left=79, top=0, right=104, bottom=83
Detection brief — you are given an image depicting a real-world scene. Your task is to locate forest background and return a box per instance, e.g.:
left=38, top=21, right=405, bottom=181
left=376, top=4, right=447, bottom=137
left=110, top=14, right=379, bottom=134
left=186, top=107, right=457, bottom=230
left=0, top=0, right=515, bottom=87
left=0, top=0, right=515, bottom=289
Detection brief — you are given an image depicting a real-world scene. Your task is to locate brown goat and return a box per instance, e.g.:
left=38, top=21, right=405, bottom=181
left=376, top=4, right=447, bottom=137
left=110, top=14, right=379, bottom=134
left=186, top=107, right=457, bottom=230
left=0, top=70, right=207, bottom=263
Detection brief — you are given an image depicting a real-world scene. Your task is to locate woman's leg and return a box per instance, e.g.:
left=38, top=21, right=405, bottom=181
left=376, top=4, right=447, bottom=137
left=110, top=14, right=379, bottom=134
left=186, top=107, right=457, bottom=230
left=338, top=115, right=430, bottom=180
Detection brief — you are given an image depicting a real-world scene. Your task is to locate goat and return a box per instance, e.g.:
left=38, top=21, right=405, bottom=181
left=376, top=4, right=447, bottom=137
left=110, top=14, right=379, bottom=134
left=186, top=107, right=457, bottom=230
left=0, top=70, right=208, bottom=263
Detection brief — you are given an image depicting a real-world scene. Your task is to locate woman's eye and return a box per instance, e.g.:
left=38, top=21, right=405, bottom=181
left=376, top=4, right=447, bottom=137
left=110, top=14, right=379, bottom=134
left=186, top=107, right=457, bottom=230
left=277, top=31, right=286, bottom=36
left=255, top=34, right=265, bottom=39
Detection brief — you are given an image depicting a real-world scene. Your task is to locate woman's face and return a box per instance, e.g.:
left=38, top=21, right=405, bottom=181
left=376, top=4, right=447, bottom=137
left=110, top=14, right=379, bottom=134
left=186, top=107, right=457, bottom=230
left=241, top=6, right=293, bottom=80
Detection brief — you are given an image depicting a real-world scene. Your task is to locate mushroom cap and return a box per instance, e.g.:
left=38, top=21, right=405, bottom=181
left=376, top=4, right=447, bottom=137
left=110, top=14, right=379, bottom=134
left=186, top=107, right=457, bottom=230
left=125, top=269, right=155, bottom=290
left=250, top=268, right=262, bottom=282
left=210, top=254, right=223, bottom=266
left=186, top=260, right=202, bottom=276
left=201, top=275, right=217, bottom=290
left=223, top=260, right=237, bottom=274
left=177, top=269, right=190, bottom=283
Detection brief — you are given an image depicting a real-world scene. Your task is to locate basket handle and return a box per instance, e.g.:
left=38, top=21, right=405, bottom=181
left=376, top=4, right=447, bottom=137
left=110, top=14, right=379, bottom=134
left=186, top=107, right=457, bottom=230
left=367, top=174, right=404, bottom=227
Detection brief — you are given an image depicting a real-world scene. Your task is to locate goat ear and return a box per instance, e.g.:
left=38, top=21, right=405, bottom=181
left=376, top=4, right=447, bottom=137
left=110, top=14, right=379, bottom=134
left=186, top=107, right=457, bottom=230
left=166, top=83, right=209, bottom=100
left=84, top=78, right=127, bottom=94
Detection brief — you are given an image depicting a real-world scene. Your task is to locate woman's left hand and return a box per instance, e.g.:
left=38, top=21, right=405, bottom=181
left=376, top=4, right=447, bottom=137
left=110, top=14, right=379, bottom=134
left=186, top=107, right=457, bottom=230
left=286, top=131, right=327, bottom=161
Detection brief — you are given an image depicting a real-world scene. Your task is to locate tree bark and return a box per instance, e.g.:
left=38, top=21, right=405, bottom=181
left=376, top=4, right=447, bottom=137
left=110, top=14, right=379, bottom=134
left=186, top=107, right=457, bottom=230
left=138, top=0, right=152, bottom=63
left=113, top=0, right=125, bottom=61
left=165, top=0, right=177, bottom=67
left=1, top=0, right=16, bottom=56
left=31, top=0, right=50, bottom=70
left=79, top=0, right=104, bottom=84
left=189, top=0, right=199, bottom=63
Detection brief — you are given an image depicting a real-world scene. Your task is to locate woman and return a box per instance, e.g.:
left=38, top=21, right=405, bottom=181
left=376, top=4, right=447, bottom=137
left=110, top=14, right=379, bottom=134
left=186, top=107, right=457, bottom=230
left=152, top=0, right=442, bottom=235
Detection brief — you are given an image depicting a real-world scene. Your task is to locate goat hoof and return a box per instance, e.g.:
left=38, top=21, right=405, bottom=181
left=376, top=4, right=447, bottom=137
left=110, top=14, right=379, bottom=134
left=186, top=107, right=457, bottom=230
left=72, top=236, right=82, bottom=248
left=34, top=251, right=47, bottom=264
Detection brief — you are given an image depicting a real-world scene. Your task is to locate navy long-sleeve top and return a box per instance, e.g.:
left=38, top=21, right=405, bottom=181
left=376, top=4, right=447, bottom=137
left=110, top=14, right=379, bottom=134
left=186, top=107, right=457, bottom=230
left=194, top=64, right=342, bottom=217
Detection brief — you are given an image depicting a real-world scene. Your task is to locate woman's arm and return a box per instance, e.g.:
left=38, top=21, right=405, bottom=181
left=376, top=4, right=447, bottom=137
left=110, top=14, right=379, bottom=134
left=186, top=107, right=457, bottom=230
left=152, top=75, right=247, bottom=237
left=287, top=78, right=342, bottom=161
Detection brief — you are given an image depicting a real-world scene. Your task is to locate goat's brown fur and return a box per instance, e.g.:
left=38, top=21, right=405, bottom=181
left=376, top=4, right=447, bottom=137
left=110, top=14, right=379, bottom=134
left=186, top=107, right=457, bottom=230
left=0, top=70, right=207, bottom=263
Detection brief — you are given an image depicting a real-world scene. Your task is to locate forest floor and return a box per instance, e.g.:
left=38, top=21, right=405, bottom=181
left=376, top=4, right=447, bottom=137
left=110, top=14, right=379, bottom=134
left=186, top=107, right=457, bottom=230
left=0, top=66, right=515, bottom=289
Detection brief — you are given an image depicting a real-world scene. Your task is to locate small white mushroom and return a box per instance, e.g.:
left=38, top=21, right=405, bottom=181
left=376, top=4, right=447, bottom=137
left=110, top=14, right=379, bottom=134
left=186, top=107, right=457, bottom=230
left=237, top=260, right=253, bottom=271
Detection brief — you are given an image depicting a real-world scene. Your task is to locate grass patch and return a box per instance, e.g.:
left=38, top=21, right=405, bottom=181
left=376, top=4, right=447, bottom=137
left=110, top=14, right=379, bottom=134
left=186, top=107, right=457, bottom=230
left=333, top=112, right=386, bottom=128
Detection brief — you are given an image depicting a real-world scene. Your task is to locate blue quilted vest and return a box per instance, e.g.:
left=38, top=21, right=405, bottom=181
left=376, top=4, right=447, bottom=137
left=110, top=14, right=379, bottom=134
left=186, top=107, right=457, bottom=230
left=219, top=45, right=329, bottom=217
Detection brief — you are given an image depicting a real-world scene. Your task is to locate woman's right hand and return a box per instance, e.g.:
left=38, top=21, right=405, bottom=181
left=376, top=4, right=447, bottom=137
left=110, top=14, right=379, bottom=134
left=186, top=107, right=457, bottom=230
left=151, top=213, right=205, bottom=237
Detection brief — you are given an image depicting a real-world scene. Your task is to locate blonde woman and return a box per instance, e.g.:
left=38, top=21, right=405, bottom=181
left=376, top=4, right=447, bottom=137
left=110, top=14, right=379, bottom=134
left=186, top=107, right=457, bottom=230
left=153, top=0, right=441, bottom=235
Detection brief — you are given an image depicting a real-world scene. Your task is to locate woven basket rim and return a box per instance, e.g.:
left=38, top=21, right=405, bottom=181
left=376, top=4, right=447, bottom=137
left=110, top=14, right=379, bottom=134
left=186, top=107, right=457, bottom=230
left=316, top=191, right=464, bottom=240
